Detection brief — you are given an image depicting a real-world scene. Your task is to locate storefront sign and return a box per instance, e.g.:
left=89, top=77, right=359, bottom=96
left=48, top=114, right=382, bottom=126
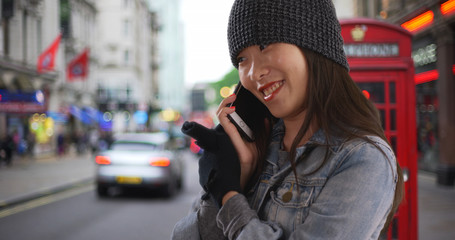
left=344, top=43, right=399, bottom=57
left=0, top=90, right=44, bottom=104
left=412, top=35, right=437, bottom=74
left=47, top=111, right=68, bottom=123
left=0, top=102, right=46, bottom=113
left=412, top=43, right=437, bottom=68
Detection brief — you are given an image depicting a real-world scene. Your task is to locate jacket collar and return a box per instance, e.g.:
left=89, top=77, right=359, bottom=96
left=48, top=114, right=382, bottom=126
left=271, top=119, right=345, bottom=153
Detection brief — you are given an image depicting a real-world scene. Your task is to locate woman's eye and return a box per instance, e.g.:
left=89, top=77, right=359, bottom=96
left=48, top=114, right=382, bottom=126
left=237, top=57, right=246, bottom=63
left=259, top=44, right=268, bottom=51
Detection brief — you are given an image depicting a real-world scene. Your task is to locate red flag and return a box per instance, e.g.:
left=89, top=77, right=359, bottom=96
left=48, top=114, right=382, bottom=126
left=67, top=48, right=89, bottom=81
left=37, top=34, right=61, bottom=73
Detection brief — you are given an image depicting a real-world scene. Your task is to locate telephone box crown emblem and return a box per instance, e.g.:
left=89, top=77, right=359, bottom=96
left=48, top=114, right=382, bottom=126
left=351, top=25, right=366, bottom=42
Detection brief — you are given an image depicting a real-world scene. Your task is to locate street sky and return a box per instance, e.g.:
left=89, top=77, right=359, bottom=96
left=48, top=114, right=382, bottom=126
left=181, top=0, right=235, bottom=87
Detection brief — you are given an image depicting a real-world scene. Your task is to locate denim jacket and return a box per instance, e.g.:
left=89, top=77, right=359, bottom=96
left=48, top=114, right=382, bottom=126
left=172, top=120, right=398, bottom=240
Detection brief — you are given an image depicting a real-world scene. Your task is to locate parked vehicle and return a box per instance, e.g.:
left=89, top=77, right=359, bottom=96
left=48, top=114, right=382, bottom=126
left=95, top=132, right=184, bottom=198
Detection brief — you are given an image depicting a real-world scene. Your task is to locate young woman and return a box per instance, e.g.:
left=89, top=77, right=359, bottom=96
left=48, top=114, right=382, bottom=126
left=173, top=0, right=403, bottom=239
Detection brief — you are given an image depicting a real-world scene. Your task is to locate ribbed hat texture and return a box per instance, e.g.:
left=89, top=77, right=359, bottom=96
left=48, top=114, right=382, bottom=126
left=228, top=0, right=349, bottom=70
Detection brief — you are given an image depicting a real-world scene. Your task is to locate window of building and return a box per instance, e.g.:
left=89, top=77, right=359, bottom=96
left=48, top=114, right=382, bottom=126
left=37, top=19, right=42, bottom=56
left=23, top=10, right=28, bottom=61
left=126, top=85, right=131, bottom=100
left=97, top=86, right=131, bottom=102
left=124, top=50, right=130, bottom=65
left=60, top=0, right=71, bottom=38
left=118, top=89, right=127, bottom=101
left=124, top=19, right=130, bottom=37
left=97, top=86, right=108, bottom=101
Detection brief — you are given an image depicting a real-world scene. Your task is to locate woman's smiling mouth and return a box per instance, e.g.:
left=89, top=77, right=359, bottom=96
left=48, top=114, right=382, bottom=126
left=260, top=81, right=284, bottom=102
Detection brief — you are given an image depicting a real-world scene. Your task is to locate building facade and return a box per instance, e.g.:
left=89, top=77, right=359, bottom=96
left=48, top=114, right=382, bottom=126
left=149, top=0, right=185, bottom=113
left=47, top=0, right=99, bottom=156
left=0, top=0, right=61, bottom=156
left=1, top=0, right=161, bottom=157
left=351, top=0, right=455, bottom=186
left=95, top=0, right=157, bottom=133
left=1, top=0, right=140, bottom=157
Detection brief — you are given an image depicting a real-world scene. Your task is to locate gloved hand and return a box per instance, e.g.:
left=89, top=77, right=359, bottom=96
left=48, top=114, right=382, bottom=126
left=181, top=121, right=241, bottom=207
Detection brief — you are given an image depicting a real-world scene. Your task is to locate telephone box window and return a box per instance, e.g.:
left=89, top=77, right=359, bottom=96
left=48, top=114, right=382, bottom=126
left=390, top=82, right=396, bottom=104
left=391, top=109, right=397, bottom=131
left=357, top=82, right=385, bottom=103
left=379, top=109, right=385, bottom=130
left=391, top=136, right=397, bottom=154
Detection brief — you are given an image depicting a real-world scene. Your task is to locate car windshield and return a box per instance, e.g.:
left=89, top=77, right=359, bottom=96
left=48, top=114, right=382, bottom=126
left=110, top=142, right=159, bottom=151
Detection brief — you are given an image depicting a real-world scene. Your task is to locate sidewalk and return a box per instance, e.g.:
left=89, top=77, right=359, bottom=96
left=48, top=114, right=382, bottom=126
left=418, top=171, right=455, bottom=240
left=0, top=153, right=95, bottom=208
left=0, top=153, right=454, bottom=239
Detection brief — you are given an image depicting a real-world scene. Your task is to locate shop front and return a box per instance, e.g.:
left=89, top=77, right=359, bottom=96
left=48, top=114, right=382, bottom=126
left=0, top=59, right=57, bottom=158
left=412, top=35, right=439, bottom=172
left=396, top=0, right=455, bottom=186
left=0, top=86, right=54, bottom=157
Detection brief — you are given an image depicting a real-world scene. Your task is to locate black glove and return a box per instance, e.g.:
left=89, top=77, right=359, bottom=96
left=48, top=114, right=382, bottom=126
left=181, top=121, right=241, bottom=207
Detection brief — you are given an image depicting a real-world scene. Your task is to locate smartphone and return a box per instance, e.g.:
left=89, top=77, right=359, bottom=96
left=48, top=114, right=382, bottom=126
left=227, top=83, right=269, bottom=142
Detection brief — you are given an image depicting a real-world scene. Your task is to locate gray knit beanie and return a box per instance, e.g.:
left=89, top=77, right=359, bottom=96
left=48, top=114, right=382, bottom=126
left=228, top=0, right=349, bottom=70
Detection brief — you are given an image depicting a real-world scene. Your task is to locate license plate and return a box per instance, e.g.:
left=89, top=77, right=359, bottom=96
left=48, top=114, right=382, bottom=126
left=116, top=176, right=142, bottom=184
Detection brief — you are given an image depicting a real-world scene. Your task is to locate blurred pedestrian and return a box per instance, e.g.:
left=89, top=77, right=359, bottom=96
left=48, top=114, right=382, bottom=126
left=89, top=128, right=99, bottom=154
left=0, top=133, right=15, bottom=167
left=26, top=132, right=36, bottom=158
left=104, top=131, right=114, bottom=149
left=12, top=129, right=20, bottom=154
left=97, top=131, right=112, bottom=151
left=57, top=132, right=65, bottom=156
left=173, top=0, right=404, bottom=239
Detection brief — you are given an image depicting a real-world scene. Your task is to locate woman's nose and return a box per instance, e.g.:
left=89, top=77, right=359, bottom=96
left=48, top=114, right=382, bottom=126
left=247, top=58, right=269, bottom=82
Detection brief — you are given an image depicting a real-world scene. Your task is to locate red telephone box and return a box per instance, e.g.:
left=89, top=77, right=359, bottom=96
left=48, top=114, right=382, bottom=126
left=340, top=18, right=418, bottom=240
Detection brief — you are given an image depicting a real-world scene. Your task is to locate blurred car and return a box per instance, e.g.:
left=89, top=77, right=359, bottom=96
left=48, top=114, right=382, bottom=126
left=95, top=132, right=184, bottom=198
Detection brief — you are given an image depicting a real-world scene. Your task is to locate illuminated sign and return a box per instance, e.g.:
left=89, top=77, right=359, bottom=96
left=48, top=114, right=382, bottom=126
left=441, top=0, right=455, bottom=15
left=400, top=1, right=455, bottom=33
left=0, top=90, right=45, bottom=104
left=412, top=43, right=437, bottom=67
left=344, top=43, right=399, bottom=57
left=401, top=10, right=434, bottom=32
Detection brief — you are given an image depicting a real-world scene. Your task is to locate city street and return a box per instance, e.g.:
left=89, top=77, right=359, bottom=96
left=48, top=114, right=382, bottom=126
left=0, top=186, right=195, bottom=240
left=0, top=150, right=200, bottom=240
left=0, top=150, right=454, bottom=239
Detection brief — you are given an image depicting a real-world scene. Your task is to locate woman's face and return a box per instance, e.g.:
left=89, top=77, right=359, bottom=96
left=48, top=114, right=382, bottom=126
left=237, top=43, right=309, bottom=120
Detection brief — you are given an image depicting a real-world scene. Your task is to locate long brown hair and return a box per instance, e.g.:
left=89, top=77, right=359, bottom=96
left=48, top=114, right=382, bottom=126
left=300, top=48, right=403, bottom=235
left=250, top=47, right=404, bottom=235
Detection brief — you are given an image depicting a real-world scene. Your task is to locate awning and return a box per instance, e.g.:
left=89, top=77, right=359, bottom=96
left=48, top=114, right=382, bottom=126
left=68, top=105, right=112, bottom=130
left=69, top=105, right=92, bottom=125
left=84, top=106, right=112, bottom=130
left=83, top=106, right=103, bottom=123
